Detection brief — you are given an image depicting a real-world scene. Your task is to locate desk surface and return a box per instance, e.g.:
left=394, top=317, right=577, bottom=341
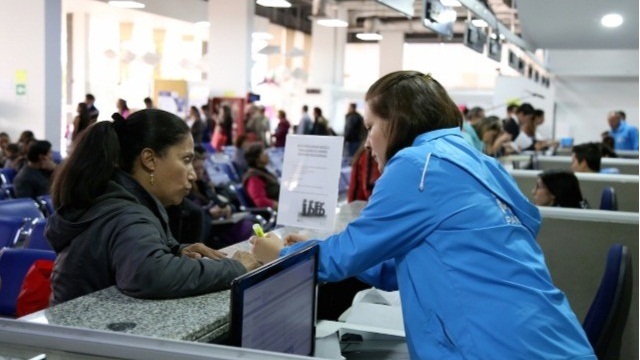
left=20, top=201, right=368, bottom=345
left=21, top=286, right=231, bottom=342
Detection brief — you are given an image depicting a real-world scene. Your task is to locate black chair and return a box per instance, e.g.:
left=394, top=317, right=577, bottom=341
left=582, top=244, right=632, bottom=359
left=599, top=187, right=618, bottom=211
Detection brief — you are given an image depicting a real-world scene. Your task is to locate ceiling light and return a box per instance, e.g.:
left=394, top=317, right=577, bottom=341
left=471, top=19, right=488, bottom=28
left=316, top=18, right=348, bottom=27
left=194, top=21, right=210, bottom=28
left=256, top=0, right=292, bottom=8
left=601, top=13, right=623, bottom=28
left=252, top=32, right=274, bottom=40
left=440, top=0, right=461, bottom=6
left=108, top=1, right=145, bottom=9
left=356, top=32, right=383, bottom=41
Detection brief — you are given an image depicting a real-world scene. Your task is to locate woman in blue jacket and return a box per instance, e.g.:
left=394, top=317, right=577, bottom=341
left=252, top=71, right=595, bottom=359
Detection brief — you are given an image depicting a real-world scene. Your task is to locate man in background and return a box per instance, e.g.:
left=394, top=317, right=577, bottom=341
left=85, top=93, right=99, bottom=122
left=343, top=103, right=365, bottom=157
left=607, top=110, right=639, bottom=150
left=296, top=105, right=312, bottom=135
left=571, top=143, right=602, bottom=173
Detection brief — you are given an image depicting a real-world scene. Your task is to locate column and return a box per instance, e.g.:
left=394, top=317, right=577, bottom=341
left=378, top=30, right=404, bottom=77
left=207, top=0, right=253, bottom=97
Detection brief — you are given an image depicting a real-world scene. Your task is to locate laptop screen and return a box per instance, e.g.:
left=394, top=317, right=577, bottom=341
left=229, top=244, right=318, bottom=356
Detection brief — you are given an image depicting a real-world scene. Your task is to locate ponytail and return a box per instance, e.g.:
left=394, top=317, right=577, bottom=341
left=50, top=121, right=121, bottom=210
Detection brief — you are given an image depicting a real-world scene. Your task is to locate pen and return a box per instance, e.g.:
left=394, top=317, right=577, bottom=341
left=252, top=224, right=265, bottom=237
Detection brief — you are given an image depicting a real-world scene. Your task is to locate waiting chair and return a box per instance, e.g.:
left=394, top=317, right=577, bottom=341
left=0, top=168, right=17, bottom=185
left=599, top=187, right=618, bottom=211
left=36, top=195, right=55, bottom=217
left=0, top=215, right=26, bottom=249
left=0, top=198, right=45, bottom=220
left=24, top=218, right=52, bottom=251
left=0, top=248, right=56, bottom=317
left=228, top=183, right=277, bottom=231
left=582, top=244, right=632, bottom=359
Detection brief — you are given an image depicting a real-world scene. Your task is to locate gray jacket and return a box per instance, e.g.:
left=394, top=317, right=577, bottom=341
left=46, top=171, right=245, bottom=306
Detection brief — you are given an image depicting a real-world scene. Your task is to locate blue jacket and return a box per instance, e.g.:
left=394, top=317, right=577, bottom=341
left=283, top=128, right=595, bottom=359
left=610, top=120, right=639, bottom=150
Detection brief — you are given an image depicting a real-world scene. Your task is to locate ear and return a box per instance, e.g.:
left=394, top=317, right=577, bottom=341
left=139, top=148, right=157, bottom=172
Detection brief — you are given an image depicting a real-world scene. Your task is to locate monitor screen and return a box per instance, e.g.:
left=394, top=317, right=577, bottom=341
left=464, top=21, right=486, bottom=54
left=422, top=0, right=455, bottom=38
left=376, top=0, right=414, bottom=17
left=229, top=244, right=318, bottom=356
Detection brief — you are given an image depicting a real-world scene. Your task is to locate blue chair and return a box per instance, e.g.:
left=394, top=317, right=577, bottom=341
left=0, top=248, right=56, bottom=317
left=600, top=167, right=620, bottom=174
left=24, top=218, right=52, bottom=251
left=0, top=215, right=26, bottom=249
left=0, top=168, right=17, bottom=185
left=582, top=244, right=632, bottom=359
left=219, top=162, right=240, bottom=183
left=52, top=150, right=63, bottom=164
left=36, top=195, right=54, bottom=217
left=0, top=198, right=45, bottom=220
left=1, top=184, right=15, bottom=199
left=600, top=187, right=618, bottom=211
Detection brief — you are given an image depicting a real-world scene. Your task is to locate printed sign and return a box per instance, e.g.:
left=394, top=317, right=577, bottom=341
left=277, top=135, right=344, bottom=230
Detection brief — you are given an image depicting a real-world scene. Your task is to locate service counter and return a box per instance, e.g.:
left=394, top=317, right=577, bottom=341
left=2, top=201, right=367, bottom=359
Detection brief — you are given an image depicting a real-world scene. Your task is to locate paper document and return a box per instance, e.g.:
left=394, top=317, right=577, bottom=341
left=277, top=135, right=344, bottom=230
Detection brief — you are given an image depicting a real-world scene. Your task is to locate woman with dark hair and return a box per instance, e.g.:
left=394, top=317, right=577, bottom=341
left=242, top=142, right=279, bottom=209
left=72, top=102, right=91, bottom=142
left=533, top=169, right=590, bottom=208
left=252, top=71, right=594, bottom=359
left=211, top=104, right=232, bottom=151
left=46, top=109, right=258, bottom=306
left=186, top=105, right=204, bottom=144
left=116, top=98, right=130, bottom=119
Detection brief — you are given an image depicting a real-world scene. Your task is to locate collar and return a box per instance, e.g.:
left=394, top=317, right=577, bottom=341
left=412, top=127, right=464, bottom=146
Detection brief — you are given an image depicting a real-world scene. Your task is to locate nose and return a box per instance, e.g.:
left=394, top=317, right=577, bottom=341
left=187, top=165, right=196, bottom=181
left=364, top=135, right=371, bottom=150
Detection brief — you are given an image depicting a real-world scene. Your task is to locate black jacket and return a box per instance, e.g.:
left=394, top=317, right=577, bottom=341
left=46, top=171, right=245, bottom=305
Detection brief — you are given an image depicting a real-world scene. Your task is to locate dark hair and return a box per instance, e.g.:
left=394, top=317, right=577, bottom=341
left=472, top=116, right=501, bottom=140
left=50, top=109, right=190, bottom=209
left=73, top=102, right=92, bottom=140
left=117, top=98, right=129, bottom=111
left=85, top=93, right=95, bottom=101
left=516, top=103, right=535, bottom=116
left=302, top=105, right=308, bottom=112
left=572, top=142, right=602, bottom=172
left=533, top=109, right=544, bottom=118
left=234, top=134, right=248, bottom=148
left=26, top=140, right=52, bottom=163
left=6, top=143, right=19, bottom=155
left=313, top=107, right=322, bottom=116
left=365, top=71, right=461, bottom=162
left=19, top=130, right=35, bottom=144
left=538, top=170, right=585, bottom=208
left=244, top=142, right=265, bottom=168
left=144, top=97, right=152, bottom=104
left=616, top=110, right=626, bottom=120
left=467, top=107, right=484, bottom=120
left=507, top=104, right=518, bottom=113
left=194, top=145, right=207, bottom=160
left=601, top=136, right=617, bottom=157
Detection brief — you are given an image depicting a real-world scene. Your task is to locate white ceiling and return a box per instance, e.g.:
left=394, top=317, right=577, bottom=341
left=516, top=0, right=639, bottom=50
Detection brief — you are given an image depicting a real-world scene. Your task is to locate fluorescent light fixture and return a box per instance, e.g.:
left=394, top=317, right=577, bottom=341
left=194, top=21, right=210, bottom=28
left=440, top=0, right=461, bottom=6
left=601, top=13, right=623, bottom=28
left=108, top=1, right=145, bottom=9
left=252, top=32, right=274, bottom=40
left=316, top=18, right=349, bottom=27
left=256, top=0, right=292, bottom=8
left=471, top=19, right=488, bottom=28
left=356, top=32, right=383, bottom=41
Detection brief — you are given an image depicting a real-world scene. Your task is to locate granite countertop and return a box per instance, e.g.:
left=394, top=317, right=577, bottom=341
left=21, top=286, right=231, bottom=343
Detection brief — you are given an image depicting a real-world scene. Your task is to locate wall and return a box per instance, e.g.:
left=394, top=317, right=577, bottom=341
left=0, top=0, right=62, bottom=149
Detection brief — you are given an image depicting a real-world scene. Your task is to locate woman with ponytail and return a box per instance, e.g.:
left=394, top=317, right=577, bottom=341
left=47, top=109, right=259, bottom=306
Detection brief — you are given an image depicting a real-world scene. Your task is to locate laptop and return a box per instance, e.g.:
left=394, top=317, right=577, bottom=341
left=229, top=244, right=318, bottom=356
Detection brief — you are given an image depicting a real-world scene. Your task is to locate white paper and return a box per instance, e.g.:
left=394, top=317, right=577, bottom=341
left=277, top=135, right=344, bottom=230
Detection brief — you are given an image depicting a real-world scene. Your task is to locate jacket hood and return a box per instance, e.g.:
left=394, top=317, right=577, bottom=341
left=45, top=171, right=167, bottom=252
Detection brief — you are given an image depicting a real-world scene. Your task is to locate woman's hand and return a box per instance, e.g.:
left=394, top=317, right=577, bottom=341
left=181, top=243, right=227, bottom=259
left=232, top=251, right=262, bottom=271
left=283, top=233, right=310, bottom=246
left=250, top=232, right=284, bottom=264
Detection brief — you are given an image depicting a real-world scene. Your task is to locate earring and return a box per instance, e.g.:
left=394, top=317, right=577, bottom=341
left=150, top=172, right=156, bottom=186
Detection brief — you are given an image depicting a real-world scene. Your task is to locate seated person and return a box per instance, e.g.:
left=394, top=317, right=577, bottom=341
left=2, top=143, right=20, bottom=169
left=46, top=109, right=259, bottom=305
left=571, top=142, right=601, bottom=173
left=532, top=169, right=589, bottom=208
left=472, top=116, right=511, bottom=157
left=13, top=140, right=57, bottom=198
left=348, top=145, right=381, bottom=202
left=242, top=143, right=279, bottom=209
left=231, top=134, right=249, bottom=178
left=189, top=146, right=253, bottom=248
